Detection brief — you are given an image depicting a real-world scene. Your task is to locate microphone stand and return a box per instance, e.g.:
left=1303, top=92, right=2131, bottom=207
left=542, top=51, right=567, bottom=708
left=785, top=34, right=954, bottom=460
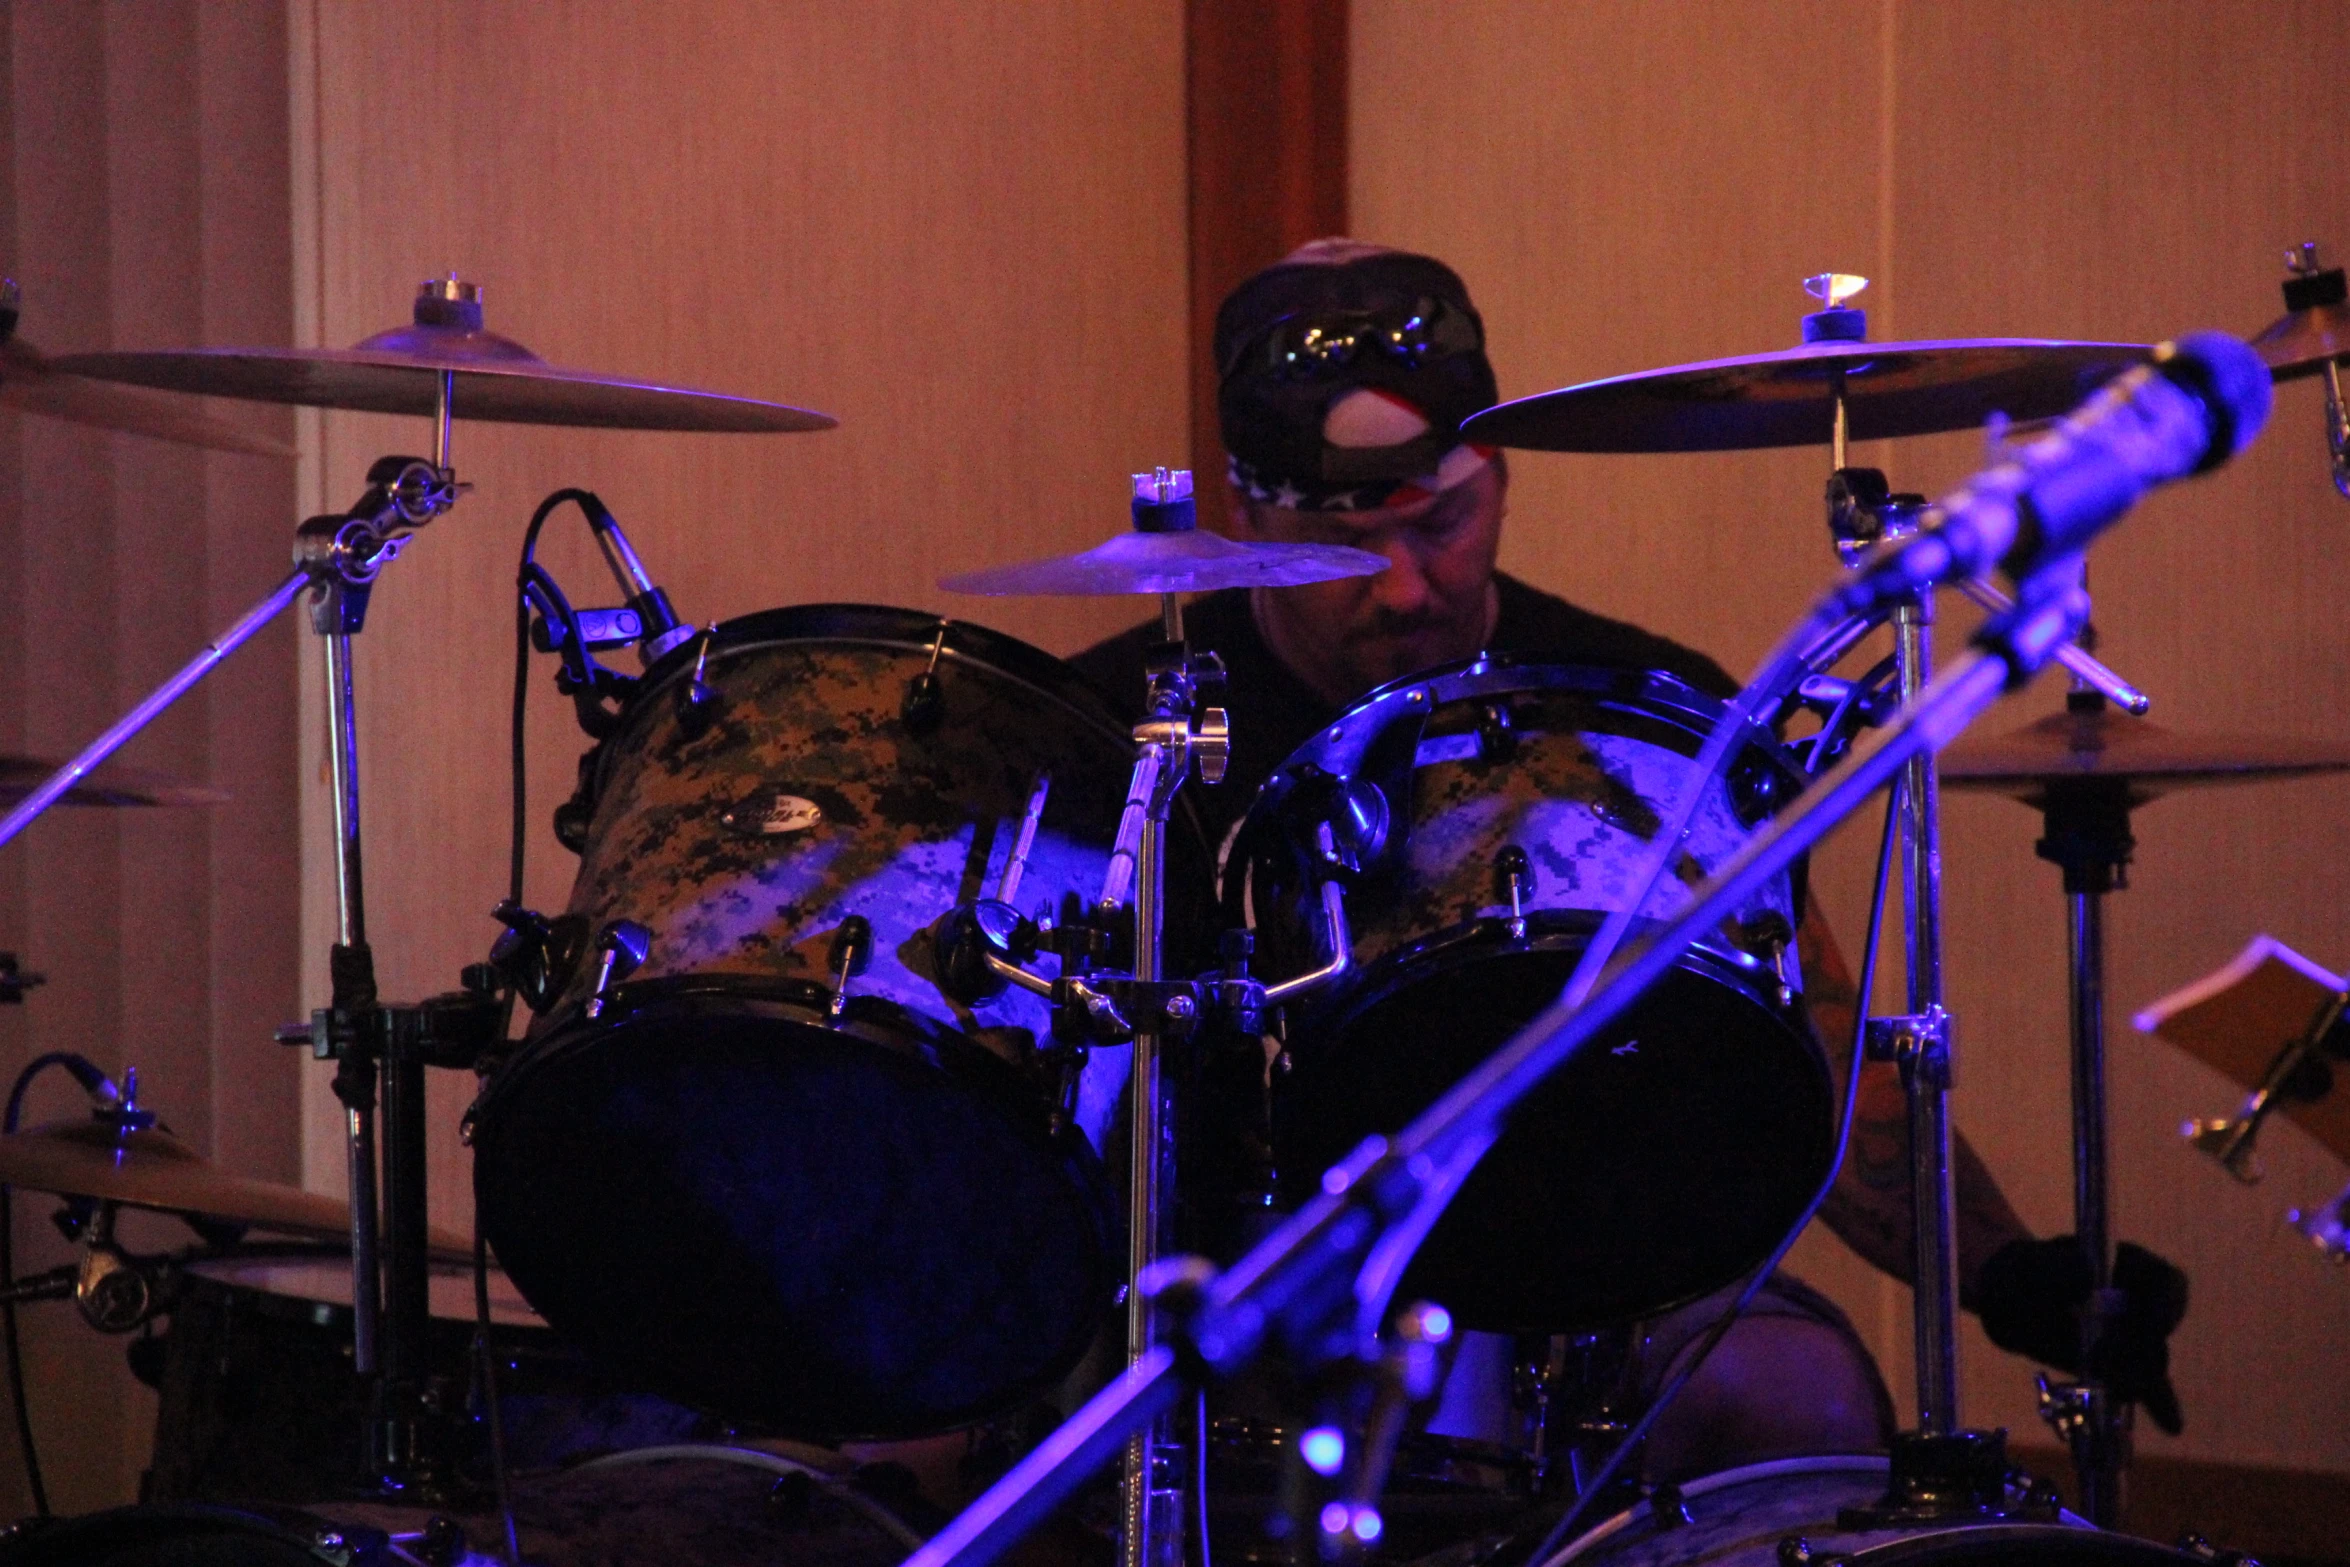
left=905, top=571, right=2094, bottom=1567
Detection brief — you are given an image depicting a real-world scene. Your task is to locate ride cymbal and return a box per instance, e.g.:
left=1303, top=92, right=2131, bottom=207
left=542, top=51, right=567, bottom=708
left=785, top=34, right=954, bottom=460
left=0, top=754, right=229, bottom=809
left=0, top=1118, right=472, bottom=1259
left=1463, top=337, right=2151, bottom=453
left=941, top=527, right=1387, bottom=597
left=53, top=278, right=836, bottom=434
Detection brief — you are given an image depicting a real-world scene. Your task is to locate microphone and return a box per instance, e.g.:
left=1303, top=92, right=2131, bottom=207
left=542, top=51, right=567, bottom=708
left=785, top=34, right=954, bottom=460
left=580, top=494, right=697, bottom=665
left=1828, top=332, right=2272, bottom=617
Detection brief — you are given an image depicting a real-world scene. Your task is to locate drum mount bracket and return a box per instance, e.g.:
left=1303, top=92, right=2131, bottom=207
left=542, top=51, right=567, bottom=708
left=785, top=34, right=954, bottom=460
left=1863, top=1005, right=1953, bottom=1090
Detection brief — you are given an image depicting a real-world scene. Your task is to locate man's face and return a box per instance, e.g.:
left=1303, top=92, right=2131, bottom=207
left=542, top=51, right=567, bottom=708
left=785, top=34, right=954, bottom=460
left=1237, top=461, right=1507, bottom=705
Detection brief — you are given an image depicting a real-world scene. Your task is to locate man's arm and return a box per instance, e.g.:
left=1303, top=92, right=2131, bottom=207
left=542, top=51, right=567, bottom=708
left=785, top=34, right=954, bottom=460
left=1796, top=898, right=2031, bottom=1310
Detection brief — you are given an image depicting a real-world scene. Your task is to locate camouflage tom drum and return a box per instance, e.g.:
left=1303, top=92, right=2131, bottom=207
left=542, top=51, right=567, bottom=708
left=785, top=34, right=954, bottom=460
left=473, top=604, right=1195, bottom=1441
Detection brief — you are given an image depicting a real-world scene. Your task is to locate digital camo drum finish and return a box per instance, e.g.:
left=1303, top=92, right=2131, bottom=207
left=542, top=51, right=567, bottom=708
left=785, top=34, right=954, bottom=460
left=474, top=604, right=1203, bottom=1441
left=1543, top=1456, right=2197, bottom=1567
left=1234, top=660, right=1833, bottom=1332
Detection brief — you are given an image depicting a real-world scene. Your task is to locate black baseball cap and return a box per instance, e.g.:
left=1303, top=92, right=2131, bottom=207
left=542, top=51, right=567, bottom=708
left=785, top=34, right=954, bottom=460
left=1215, top=240, right=1499, bottom=512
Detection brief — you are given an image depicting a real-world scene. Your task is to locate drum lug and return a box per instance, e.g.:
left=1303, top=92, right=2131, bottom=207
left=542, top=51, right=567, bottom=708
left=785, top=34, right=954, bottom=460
left=1493, top=847, right=1533, bottom=940
left=1475, top=702, right=1519, bottom=765
left=583, top=920, right=653, bottom=1020
left=903, top=621, right=950, bottom=735
left=826, top=915, right=874, bottom=1018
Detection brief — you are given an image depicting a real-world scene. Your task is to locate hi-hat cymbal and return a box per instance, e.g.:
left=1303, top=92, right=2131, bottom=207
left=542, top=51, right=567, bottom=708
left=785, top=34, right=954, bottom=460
left=0, top=1118, right=472, bottom=1260
left=1, top=336, right=295, bottom=457
left=0, top=754, right=229, bottom=809
left=1941, top=704, right=2350, bottom=804
left=1462, top=337, right=2151, bottom=453
left=941, top=528, right=1388, bottom=597
left=52, top=279, right=836, bottom=434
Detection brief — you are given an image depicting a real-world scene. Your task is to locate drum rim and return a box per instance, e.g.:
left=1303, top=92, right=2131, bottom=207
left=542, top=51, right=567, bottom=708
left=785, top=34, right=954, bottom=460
left=1545, top=1453, right=1893, bottom=1566
left=1285, top=655, right=1800, bottom=783
left=627, top=600, right=1138, bottom=754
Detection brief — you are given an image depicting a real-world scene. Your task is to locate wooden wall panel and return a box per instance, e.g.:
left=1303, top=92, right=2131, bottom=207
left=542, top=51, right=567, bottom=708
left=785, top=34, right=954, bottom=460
left=1353, top=0, right=2350, bottom=1475
left=292, top=0, right=1192, bottom=1261
left=1187, top=0, right=1349, bottom=534
left=0, top=0, right=299, bottom=1516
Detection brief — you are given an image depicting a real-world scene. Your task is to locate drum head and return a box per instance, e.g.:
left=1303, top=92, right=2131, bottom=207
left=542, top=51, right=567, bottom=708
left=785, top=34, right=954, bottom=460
left=475, top=992, right=1116, bottom=1440
left=1276, top=928, right=1833, bottom=1331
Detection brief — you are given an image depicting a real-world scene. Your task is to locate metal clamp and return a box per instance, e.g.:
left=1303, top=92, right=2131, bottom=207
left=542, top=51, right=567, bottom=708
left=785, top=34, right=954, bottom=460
left=1864, top=1005, right=1954, bottom=1089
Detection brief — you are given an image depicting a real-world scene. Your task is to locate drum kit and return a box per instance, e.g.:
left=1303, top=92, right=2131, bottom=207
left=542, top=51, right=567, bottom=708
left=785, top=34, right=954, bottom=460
left=0, top=247, right=2335, bottom=1567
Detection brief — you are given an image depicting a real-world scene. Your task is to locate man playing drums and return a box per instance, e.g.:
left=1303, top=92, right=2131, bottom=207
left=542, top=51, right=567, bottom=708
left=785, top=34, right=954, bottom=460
left=1073, top=239, right=2188, bottom=1479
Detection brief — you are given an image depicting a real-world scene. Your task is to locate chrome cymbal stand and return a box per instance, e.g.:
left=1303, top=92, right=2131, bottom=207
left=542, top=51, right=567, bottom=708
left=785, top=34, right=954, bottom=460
left=1807, top=274, right=2146, bottom=1520
left=0, top=286, right=471, bottom=1494
left=2017, top=687, right=2135, bottom=1527
left=1103, top=471, right=1230, bottom=1567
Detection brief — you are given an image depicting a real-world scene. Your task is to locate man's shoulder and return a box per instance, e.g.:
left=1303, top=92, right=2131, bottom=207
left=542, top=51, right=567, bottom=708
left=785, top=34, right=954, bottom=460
left=1492, top=573, right=1739, bottom=698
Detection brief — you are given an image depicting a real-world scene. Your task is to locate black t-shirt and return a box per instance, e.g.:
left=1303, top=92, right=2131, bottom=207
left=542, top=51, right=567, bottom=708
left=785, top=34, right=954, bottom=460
left=1068, top=572, right=1737, bottom=854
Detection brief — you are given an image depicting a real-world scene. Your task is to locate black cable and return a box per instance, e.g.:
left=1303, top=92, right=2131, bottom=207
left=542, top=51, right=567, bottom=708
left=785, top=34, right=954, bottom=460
left=511, top=488, right=599, bottom=907
left=1514, top=775, right=1905, bottom=1567
left=1, top=1050, right=113, bottom=1519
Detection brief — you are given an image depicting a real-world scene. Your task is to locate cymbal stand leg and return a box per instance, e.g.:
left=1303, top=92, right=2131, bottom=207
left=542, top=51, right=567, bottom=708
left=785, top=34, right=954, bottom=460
left=1118, top=581, right=1229, bottom=1567
left=1121, top=752, right=1181, bottom=1567
left=2030, top=747, right=2136, bottom=1527
left=1892, top=587, right=1963, bottom=1436
left=2064, top=882, right=2121, bottom=1525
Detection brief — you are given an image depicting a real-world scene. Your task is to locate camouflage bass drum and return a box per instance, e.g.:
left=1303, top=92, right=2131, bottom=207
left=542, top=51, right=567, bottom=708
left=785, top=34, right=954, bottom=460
left=473, top=605, right=1198, bottom=1440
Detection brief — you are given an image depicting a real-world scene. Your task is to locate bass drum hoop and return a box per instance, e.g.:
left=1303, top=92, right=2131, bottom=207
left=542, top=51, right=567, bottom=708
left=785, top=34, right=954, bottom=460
left=611, top=600, right=1141, bottom=789
left=1543, top=1455, right=2196, bottom=1567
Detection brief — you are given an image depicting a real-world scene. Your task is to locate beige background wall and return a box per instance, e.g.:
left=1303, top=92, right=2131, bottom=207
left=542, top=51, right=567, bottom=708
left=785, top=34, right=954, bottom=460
left=1352, top=0, right=2350, bottom=1474
left=0, top=0, right=301, bottom=1517
left=289, top=0, right=1193, bottom=1309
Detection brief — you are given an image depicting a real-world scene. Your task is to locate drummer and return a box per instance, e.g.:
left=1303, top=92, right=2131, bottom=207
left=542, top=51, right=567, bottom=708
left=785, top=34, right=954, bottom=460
left=1071, top=239, right=2188, bottom=1478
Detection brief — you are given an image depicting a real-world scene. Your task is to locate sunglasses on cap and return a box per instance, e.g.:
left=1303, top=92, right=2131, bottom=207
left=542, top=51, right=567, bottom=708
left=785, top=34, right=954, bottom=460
left=1221, top=294, right=1484, bottom=383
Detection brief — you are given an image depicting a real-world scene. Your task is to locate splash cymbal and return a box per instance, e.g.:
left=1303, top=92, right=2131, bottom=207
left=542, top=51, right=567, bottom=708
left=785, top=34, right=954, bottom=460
left=941, top=527, right=1387, bottom=597
left=0, top=754, right=229, bottom=809
left=1463, top=337, right=2151, bottom=453
left=52, top=278, right=836, bottom=434
left=0, top=1118, right=471, bottom=1260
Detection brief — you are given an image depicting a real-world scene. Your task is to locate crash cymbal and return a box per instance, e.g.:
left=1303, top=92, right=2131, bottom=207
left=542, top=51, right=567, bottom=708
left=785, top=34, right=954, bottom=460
left=0, top=1118, right=472, bottom=1260
left=941, top=527, right=1388, bottom=597
left=0, top=754, right=229, bottom=809
left=1940, top=700, right=2350, bottom=804
left=1462, top=337, right=2151, bottom=453
left=52, top=278, right=836, bottom=434
left=0, top=331, right=294, bottom=458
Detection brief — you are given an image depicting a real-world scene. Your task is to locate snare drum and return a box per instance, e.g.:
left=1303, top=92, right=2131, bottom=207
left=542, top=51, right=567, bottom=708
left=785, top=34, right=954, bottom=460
left=1232, top=659, right=1832, bottom=1332
left=474, top=604, right=1205, bottom=1441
